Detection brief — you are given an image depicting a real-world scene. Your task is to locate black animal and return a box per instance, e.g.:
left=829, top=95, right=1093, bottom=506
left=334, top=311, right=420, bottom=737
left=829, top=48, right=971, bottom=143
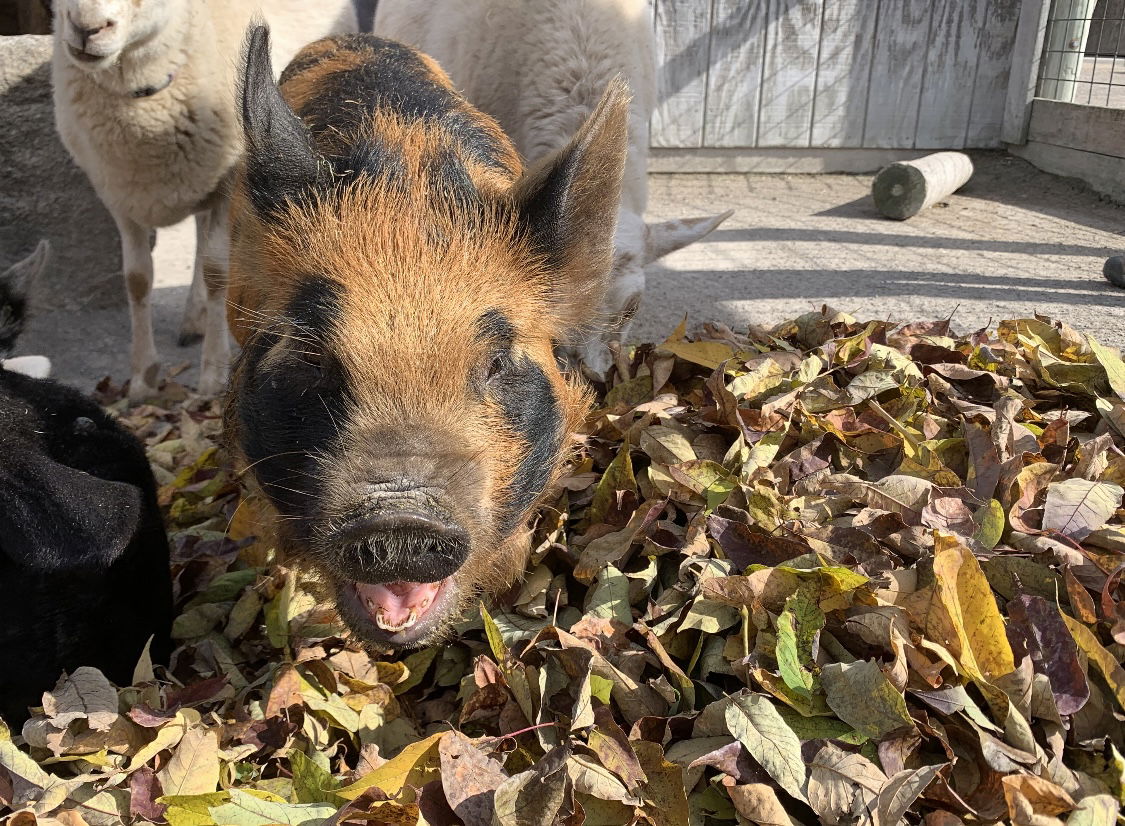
left=0, top=244, right=172, bottom=725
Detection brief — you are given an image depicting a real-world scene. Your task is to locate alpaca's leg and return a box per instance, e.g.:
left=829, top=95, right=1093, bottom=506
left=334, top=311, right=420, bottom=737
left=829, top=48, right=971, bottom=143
left=177, top=212, right=209, bottom=346
left=197, top=198, right=232, bottom=397
left=116, top=214, right=161, bottom=402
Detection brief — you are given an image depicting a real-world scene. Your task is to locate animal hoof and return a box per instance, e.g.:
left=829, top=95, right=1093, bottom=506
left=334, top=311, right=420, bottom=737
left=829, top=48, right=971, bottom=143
left=196, top=367, right=229, bottom=398
left=127, top=382, right=160, bottom=403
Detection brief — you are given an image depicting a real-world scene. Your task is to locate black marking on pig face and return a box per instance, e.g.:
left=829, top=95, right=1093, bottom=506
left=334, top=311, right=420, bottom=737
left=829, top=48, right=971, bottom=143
left=475, top=309, right=564, bottom=534
left=236, top=277, right=350, bottom=533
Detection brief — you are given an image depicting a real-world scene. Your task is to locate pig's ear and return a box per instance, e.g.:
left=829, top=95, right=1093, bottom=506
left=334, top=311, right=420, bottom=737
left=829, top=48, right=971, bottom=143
left=0, top=457, right=143, bottom=572
left=240, top=24, right=321, bottom=217
left=644, top=210, right=734, bottom=265
left=513, top=78, right=631, bottom=336
left=0, top=239, right=51, bottom=300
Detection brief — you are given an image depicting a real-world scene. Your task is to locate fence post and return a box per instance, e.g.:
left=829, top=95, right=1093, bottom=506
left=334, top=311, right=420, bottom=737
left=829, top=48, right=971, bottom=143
left=1039, top=0, right=1098, bottom=101
left=1003, top=0, right=1055, bottom=144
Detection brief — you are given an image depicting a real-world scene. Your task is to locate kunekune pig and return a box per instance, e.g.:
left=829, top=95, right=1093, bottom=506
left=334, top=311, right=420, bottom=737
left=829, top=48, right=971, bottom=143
left=225, top=28, right=629, bottom=647
left=0, top=246, right=173, bottom=726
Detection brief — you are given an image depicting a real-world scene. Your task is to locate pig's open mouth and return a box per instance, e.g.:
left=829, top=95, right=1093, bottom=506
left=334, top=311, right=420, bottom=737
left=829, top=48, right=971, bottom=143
left=335, top=577, right=456, bottom=647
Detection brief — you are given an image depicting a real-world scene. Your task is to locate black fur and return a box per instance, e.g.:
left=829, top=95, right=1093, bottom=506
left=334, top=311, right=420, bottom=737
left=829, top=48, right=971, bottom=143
left=492, top=357, right=563, bottom=533
left=242, top=31, right=508, bottom=215
left=283, top=35, right=508, bottom=176
left=241, top=26, right=323, bottom=218
left=0, top=370, right=172, bottom=725
left=476, top=309, right=515, bottom=347
left=515, top=145, right=584, bottom=272
left=0, top=279, right=26, bottom=356
left=237, top=277, right=350, bottom=524
left=473, top=309, right=562, bottom=529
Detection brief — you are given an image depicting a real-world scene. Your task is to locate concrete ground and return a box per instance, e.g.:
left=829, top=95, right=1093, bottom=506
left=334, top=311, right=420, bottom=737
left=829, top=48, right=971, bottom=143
left=17, top=151, right=1125, bottom=393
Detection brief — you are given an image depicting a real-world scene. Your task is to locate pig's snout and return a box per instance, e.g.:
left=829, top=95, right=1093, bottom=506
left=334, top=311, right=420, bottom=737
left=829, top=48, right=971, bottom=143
left=325, top=486, right=470, bottom=585
left=321, top=484, right=472, bottom=646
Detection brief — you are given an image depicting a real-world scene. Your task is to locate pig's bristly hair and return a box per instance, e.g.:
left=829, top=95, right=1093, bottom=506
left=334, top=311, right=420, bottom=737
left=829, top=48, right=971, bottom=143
left=226, top=30, right=626, bottom=647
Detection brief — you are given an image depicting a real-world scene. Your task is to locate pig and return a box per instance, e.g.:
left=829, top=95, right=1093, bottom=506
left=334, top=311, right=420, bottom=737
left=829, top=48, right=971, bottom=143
left=0, top=244, right=173, bottom=726
left=375, top=0, right=733, bottom=379
left=224, top=27, right=629, bottom=648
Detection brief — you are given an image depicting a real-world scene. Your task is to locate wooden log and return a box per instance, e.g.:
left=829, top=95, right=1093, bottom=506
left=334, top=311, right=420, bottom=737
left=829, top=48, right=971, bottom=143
left=1103, top=256, right=1125, bottom=288
left=871, top=151, right=974, bottom=220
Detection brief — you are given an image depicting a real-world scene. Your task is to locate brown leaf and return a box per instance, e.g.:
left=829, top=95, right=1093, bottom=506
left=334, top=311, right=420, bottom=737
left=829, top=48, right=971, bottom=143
left=1064, top=566, right=1099, bottom=624
left=265, top=664, right=303, bottom=717
left=438, top=731, right=508, bottom=826
left=706, top=515, right=810, bottom=568
left=588, top=706, right=647, bottom=793
left=42, top=667, right=118, bottom=732
left=807, top=743, right=887, bottom=826
left=723, top=779, right=800, bottom=826
left=127, top=768, right=165, bottom=822
left=1007, top=595, right=1089, bottom=715
left=1001, top=775, right=1076, bottom=822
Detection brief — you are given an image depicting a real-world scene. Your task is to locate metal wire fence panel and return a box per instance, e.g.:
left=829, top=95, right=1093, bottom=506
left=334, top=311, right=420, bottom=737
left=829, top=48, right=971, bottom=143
left=1038, top=0, right=1125, bottom=107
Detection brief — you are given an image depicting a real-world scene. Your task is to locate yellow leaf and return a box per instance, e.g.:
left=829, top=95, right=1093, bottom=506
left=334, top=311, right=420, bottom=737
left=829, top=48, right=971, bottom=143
left=1062, top=614, right=1125, bottom=712
left=1087, top=335, right=1125, bottom=401
left=335, top=731, right=445, bottom=801
left=126, top=709, right=200, bottom=771
left=660, top=338, right=735, bottom=370
left=932, top=532, right=1015, bottom=706
left=157, top=727, right=220, bottom=796
left=480, top=602, right=507, bottom=664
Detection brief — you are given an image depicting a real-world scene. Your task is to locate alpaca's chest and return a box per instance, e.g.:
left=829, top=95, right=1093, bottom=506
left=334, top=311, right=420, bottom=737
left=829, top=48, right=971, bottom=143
left=57, top=73, right=242, bottom=227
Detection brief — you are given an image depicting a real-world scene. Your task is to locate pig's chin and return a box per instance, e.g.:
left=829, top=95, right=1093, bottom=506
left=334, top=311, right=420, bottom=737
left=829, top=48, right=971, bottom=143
left=334, top=577, right=457, bottom=647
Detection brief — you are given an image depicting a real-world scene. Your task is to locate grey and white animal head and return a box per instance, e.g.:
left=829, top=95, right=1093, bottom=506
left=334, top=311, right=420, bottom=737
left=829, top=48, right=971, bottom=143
left=0, top=240, right=50, bottom=360
left=54, top=0, right=182, bottom=69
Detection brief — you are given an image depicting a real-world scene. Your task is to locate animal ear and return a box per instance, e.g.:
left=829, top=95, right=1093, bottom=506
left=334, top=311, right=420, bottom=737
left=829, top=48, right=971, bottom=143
left=644, top=210, right=734, bottom=265
left=1, top=239, right=51, bottom=300
left=0, top=457, right=143, bottom=572
left=240, top=24, right=321, bottom=216
left=513, top=78, right=631, bottom=336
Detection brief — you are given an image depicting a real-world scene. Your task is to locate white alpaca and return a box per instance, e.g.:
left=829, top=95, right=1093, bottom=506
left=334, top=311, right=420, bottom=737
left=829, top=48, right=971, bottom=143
left=52, top=0, right=358, bottom=400
left=375, top=0, right=732, bottom=377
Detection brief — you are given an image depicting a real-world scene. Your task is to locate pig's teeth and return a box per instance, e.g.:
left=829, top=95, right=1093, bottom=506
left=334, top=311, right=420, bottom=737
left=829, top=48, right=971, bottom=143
left=420, top=597, right=431, bottom=610
left=374, top=609, right=419, bottom=633
left=364, top=597, right=375, bottom=611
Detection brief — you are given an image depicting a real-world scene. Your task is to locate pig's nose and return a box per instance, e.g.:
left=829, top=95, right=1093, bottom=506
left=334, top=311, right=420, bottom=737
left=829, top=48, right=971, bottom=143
left=363, top=510, right=465, bottom=539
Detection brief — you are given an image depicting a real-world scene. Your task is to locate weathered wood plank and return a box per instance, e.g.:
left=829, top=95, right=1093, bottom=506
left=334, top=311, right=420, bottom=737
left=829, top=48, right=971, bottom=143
left=864, top=0, right=934, bottom=148
left=1002, top=0, right=1053, bottom=144
left=1027, top=97, right=1125, bottom=158
left=758, top=0, right=823, bottom=147
left=704, top=0, right=767, bottom=147
left=915, top=0, right=989, bottom=149
left=965, top=0, right=1021, bottom=147
left=811, top=0, right=879, bottom=147
left=652, top=0, right=712, bottom=148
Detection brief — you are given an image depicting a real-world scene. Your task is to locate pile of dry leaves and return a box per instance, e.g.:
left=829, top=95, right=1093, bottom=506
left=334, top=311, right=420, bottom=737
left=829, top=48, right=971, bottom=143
left=2, top=308, right=1124, bottom=826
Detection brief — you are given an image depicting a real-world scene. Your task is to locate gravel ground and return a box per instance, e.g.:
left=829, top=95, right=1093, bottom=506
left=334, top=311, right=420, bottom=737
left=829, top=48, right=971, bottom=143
left=18, top=151, right=1125, bottom=392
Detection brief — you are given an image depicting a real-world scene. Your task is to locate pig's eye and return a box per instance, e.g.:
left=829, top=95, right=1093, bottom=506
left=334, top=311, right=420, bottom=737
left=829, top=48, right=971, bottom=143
left=486, top=351, right=508, bottom=381
left=294, top=347, right=336, bottom=387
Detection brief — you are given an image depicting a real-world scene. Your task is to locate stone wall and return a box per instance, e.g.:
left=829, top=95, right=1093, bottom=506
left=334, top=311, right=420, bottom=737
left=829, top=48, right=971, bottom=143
left=0, top=35, right=123, bottom=311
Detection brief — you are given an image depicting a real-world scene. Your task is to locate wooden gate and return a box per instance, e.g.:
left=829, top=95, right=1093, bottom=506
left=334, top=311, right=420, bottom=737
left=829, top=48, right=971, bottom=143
left=651, top=0, right=1022, bottom=166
